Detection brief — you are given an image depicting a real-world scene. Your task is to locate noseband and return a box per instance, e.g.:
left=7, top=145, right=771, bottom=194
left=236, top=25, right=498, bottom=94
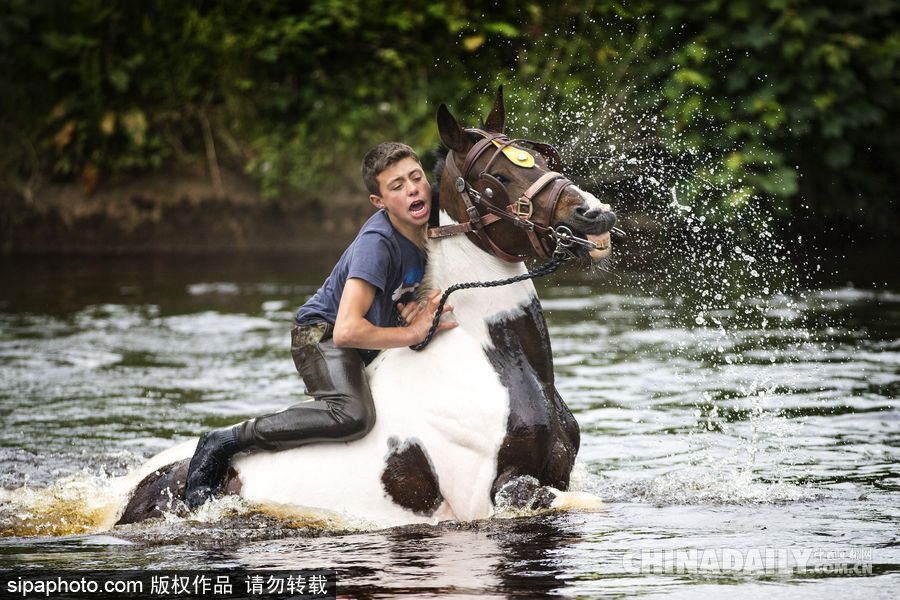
left=428, top=128, right=576, bottom=263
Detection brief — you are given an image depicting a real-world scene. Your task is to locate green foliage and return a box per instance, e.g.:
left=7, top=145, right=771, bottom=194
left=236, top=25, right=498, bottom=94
left=1, top=0, right=897, bottom=232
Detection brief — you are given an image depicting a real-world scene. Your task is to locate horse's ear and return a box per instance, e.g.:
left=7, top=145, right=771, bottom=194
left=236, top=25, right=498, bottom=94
left=484, top=85, right=505, bottom=133
left=437, top=103, right=470, bottom=154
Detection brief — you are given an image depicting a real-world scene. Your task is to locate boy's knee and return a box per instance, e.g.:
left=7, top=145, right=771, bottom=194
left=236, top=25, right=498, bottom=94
left=329, top=396, right=375, bottom=441
left=343, top=401, right=376, bottom=440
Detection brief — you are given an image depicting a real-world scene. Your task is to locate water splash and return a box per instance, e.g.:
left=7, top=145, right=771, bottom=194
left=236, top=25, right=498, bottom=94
left=0, top=470, right=125, bottom=537
left=612, top=469, right=821, bottom=505
left=0, top=464, right=375, bottom=540
left=499, top=82, right=843, bottom=505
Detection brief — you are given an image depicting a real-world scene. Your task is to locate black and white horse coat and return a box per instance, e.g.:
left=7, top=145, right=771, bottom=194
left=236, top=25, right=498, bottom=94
left=112, top=199, right=610, bottom=527
left=113, top=83, right=618, bottom=527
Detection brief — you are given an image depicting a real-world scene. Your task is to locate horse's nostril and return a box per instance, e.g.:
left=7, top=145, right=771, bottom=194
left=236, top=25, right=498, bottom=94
left=583, top=209, right=601, bottom=220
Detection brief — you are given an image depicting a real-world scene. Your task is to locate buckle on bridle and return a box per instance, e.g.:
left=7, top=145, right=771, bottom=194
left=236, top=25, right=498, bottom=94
left=552, top=225, right=578, bottom=258
left=512, top=197, right=533, bottom=220
left=466, top=205, right=482, bottom=227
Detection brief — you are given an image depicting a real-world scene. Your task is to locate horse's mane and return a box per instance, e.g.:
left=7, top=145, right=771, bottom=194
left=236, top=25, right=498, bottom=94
left=428, top=129, right=482, bottom=227
left=429, top=145, right=449, bottom=228
left=432, top=144, right=448, bottom=186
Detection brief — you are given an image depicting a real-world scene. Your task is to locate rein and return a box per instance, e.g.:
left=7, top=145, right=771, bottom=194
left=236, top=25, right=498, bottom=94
left=409, top=226, right=587, bottom=351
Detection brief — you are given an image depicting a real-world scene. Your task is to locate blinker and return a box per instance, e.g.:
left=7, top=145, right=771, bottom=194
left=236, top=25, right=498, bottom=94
left=492, top=139, right=535, bottom=168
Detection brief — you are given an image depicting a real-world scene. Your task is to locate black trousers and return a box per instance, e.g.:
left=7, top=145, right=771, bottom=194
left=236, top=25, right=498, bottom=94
left=236, top=322, right=376, bottom=450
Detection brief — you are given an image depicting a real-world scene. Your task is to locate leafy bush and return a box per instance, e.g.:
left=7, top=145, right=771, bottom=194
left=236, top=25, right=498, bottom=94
left=1, top=0, right=896, bottom=232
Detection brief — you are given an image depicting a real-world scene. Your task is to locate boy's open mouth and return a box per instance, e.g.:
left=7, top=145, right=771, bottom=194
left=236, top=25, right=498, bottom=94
left=409, top=200, right=428, bottom=219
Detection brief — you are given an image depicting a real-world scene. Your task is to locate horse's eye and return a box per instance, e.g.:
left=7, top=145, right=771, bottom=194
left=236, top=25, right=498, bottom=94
left=491, top=173, right=508, bottom=184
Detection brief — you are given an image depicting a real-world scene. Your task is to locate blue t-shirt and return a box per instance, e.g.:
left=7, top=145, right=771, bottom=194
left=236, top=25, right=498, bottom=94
left=296, top=210, right=425, bottom=332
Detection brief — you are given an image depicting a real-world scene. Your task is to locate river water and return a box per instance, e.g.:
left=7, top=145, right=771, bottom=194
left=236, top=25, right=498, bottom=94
left=0, top=250, right=897, bottom=598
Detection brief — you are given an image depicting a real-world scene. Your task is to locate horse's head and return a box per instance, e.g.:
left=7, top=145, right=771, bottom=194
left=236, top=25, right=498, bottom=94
left=433, top=87, right=616, bottom=263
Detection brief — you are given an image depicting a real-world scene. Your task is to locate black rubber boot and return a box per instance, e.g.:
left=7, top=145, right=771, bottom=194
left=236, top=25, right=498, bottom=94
left=184, top=426, right=242, bottom=510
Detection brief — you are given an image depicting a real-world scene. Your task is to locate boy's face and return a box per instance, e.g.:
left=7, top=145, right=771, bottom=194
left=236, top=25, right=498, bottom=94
left=370, top=157, right=431, bottom=231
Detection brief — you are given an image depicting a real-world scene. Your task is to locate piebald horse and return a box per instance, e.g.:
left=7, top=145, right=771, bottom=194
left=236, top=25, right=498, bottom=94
left=114, top=88, right=616, bottom=528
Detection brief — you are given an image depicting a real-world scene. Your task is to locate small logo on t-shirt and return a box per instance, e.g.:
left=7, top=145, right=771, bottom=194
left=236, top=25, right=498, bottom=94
left=392, top=265, right=423, bottom=304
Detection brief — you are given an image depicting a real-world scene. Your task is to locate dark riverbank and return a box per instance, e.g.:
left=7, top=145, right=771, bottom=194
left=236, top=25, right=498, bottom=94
left=1, top=170, right=369, bottom=255
left=2, top=171, right=896, bottom=291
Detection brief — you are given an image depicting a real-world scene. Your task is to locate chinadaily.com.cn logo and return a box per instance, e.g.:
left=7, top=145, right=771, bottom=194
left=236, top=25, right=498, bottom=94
left=622, top=547, right=874, bottom=575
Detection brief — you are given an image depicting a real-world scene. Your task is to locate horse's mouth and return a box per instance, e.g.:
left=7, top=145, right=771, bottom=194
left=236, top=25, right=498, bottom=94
left=586, top=232, right=611, bottom=261
left=558, top=208, right=615, bottom=262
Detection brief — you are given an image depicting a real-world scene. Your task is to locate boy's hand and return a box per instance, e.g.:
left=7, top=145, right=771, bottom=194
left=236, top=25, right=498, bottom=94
left=396, top=298, right=422, bottom=326
left=399, top=289, right=457, bottom=343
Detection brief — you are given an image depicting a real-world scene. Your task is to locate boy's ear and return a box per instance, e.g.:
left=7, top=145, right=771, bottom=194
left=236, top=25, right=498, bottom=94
left=437, top=104, right=470, bottom=154
left=484, top=85, right=505, bottom=133
left=369, top=193, right=384, bottom=209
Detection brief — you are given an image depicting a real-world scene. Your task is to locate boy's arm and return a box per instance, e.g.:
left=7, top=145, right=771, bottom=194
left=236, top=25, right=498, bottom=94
left=332, top=278, right=456, bottom=350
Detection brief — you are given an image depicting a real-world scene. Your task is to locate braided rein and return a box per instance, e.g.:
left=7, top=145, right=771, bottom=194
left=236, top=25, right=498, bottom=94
left=409, top=227, right=584, bottom=351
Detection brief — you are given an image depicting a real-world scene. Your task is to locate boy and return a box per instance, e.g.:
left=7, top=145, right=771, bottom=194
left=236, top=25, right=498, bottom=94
left=184, top=142, right=457, bottom=509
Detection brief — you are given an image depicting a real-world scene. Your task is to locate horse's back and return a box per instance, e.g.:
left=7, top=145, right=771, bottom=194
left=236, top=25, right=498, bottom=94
left=116, top=328, right=512, bottom=527
left=233, top=329, right=510, bottom=524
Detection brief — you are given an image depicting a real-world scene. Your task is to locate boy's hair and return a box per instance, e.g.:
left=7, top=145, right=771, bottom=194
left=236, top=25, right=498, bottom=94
left=362, top=142, right=420, bottom=196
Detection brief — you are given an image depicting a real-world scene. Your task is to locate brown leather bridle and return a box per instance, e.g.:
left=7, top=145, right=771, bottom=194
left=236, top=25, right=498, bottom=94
left=428, top=128, right=577, bottom=263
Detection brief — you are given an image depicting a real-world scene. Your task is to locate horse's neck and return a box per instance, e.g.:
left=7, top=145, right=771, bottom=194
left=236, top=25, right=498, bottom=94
left=424, top=222, right=538, bottom=348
